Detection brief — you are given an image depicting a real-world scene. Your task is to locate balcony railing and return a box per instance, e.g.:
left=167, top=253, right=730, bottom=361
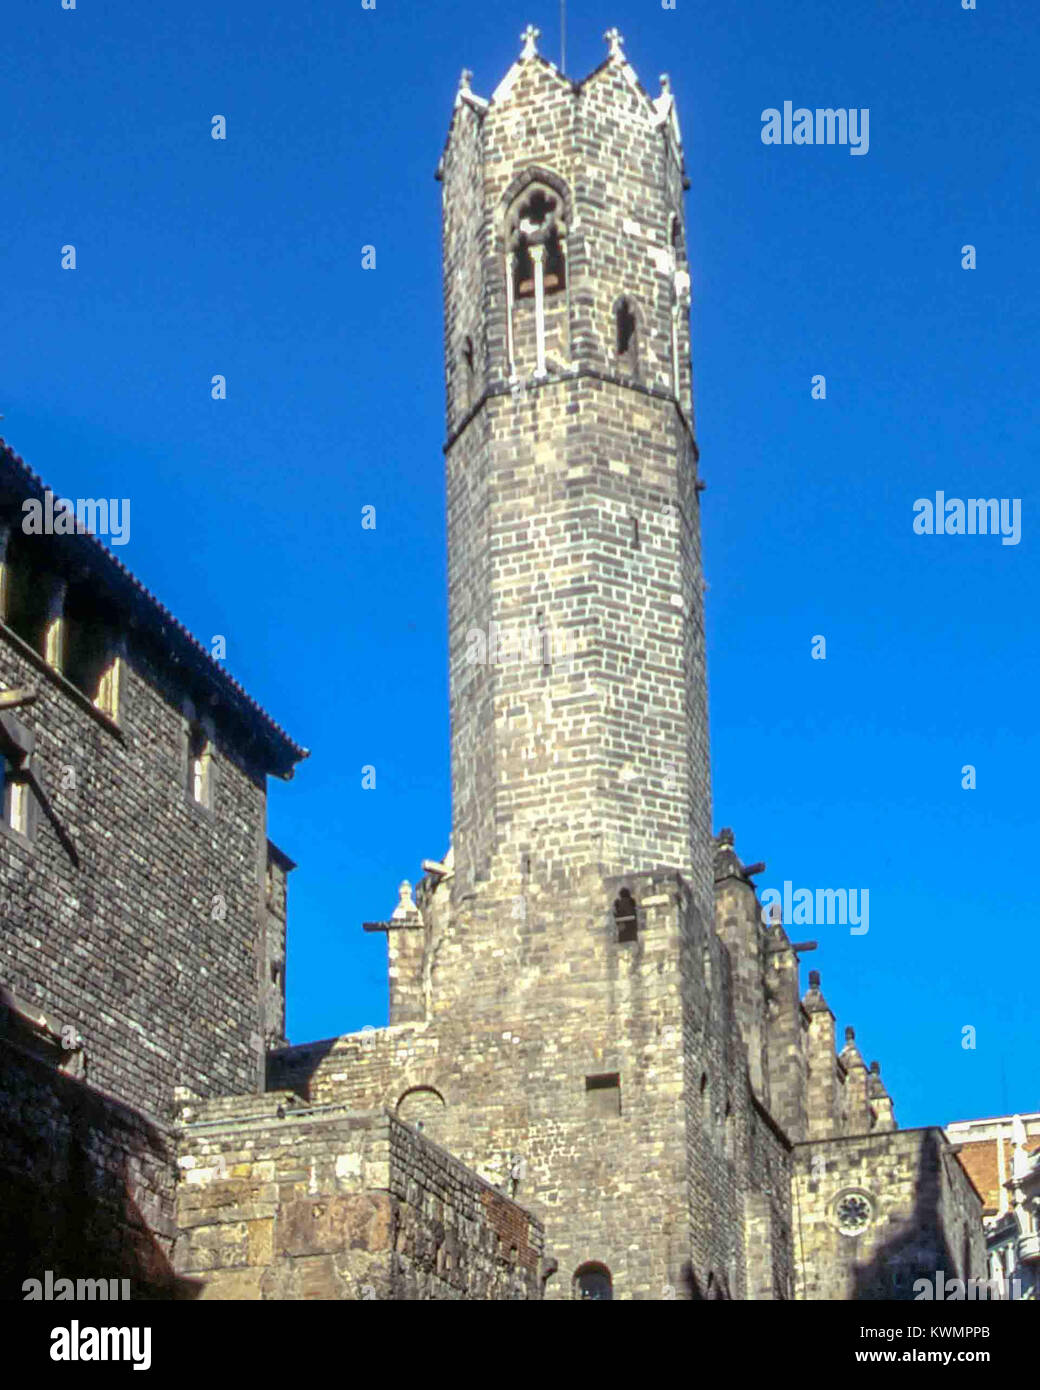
left=1017, top=1232, right=1040, bottom=1264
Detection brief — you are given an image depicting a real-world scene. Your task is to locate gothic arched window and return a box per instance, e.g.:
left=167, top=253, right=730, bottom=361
left=507, top=185, right=567, bottom=299
left=502, top=173, right=572, bottom=377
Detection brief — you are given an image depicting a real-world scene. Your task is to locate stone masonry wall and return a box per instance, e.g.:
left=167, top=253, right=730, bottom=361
left=174, top=1093, right=543, bottom=1300
left=0, top=1038, right=185, bottom=1300
left=793, top=1128, right=985, bottom=1300
left=0, top=620, right=273, bottom=1119
left=274, top=864, right=797, bottom=1301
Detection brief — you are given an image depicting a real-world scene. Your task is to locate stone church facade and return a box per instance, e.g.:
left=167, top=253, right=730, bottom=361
left=0, top=29, right=982, bottom=1300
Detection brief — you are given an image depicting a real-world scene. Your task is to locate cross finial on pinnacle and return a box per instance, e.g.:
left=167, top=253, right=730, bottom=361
left=520, top=24, right=540, bottom=60
left=604, top=27, right=625, bottom=60
left=459, top=68, right=473, bottom=92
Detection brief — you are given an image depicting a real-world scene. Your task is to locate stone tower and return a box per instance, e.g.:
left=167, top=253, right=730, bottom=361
left=418, top=27, right=752, bottom=1298
left=441, top=27, right=707, bottom=902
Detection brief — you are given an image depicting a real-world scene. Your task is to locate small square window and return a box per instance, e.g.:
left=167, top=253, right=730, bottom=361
left=585, top=1073, right=621, bottom=1117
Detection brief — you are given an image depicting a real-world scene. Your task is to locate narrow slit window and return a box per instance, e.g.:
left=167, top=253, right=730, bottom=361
left=187, top=723, right=211, bottom=807
left=614, top=888, right=638, bottom=943
left=617, top=300, right=637, bottom=356
left=461, top=335, right=476, bottom=408
left=614, top=297, right=640, bottom=377
left=3, top=754, right=28, bottom=835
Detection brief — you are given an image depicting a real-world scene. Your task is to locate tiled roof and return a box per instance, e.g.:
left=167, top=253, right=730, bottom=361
left=0, top=437, right=308, bottom=777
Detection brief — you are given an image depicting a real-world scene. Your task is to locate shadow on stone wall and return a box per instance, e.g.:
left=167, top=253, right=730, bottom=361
left=265, top=1036, right=339, bottom=1100
left=0, top=1038, right=200, bottom=1301
left=683, top=1261, right=732, bottom=1299
left=851, top=1131, right=959, bottom=1301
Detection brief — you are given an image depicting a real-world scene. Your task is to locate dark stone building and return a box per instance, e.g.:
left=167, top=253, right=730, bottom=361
left=0, top=434, right=306, bottom=1296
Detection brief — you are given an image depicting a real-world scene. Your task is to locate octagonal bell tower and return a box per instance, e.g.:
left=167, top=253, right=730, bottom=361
left=438, top=26, right=709, bottom=906
left=424, top=27, right=730, bottom=1300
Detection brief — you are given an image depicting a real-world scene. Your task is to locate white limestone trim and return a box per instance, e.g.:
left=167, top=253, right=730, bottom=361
left=531, top=244, right=547, bottom=378
left=505, top=252, right=517, bottom=376
left=492, top=61, right=523, bottom=105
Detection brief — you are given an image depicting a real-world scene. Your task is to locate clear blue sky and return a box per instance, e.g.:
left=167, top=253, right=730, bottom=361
left=3, top=0, right=1036, bottom=1130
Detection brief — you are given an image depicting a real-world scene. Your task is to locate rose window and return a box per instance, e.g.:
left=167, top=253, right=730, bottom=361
left=835, top=1193, right=872, bottom=1235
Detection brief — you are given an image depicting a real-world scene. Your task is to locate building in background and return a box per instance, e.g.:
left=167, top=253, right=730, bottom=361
left=947, top=1113, right=1040, bottom=1299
